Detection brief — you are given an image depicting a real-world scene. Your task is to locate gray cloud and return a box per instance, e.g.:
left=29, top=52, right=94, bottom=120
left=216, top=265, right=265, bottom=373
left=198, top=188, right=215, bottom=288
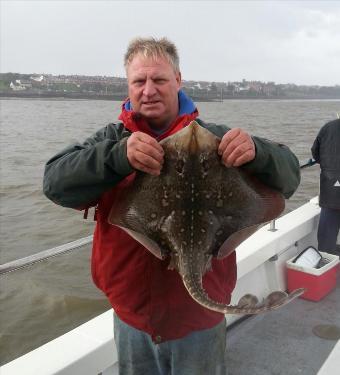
left=1, top=0, right=339, bottom=85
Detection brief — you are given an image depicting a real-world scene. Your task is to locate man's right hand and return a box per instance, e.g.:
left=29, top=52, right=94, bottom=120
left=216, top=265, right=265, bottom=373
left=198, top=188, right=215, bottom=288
left=127, top=132, right=164, bottom=176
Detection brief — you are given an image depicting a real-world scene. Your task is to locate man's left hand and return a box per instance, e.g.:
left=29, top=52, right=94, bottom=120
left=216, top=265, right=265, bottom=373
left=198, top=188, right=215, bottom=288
left=218, top=128, right=255, bottom=167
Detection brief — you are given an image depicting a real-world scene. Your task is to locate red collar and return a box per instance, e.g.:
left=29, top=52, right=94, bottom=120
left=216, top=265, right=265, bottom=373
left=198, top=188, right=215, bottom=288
left=118, top=101, right=199, bottom=140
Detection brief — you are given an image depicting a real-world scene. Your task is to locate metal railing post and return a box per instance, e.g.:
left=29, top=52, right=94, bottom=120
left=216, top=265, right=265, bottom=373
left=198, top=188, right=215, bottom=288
left=268, top=219, right=277, bottom=232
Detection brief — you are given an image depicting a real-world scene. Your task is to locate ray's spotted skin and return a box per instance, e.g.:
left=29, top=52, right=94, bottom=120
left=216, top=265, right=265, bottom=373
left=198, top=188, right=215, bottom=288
left=109, top=121, right=304, bottom=314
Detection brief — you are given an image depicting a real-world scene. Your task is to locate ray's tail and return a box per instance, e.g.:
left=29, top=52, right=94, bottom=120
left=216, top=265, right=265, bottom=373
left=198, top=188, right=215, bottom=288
left=182, top=273, right=305, bottom=315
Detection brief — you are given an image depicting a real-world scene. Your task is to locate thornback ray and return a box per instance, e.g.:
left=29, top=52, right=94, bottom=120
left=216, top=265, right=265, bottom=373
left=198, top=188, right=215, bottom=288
left=108, top=121, right=304, bottom=314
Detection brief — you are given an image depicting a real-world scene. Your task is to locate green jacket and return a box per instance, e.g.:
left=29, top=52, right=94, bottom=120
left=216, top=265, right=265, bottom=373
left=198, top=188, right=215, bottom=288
left=43, top=118, right=300, bottom=208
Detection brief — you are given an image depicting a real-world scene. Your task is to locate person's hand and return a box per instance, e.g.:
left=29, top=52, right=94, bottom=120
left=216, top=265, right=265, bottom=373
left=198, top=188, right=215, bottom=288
left=127, top=132, right=164, bottom=175
left=218, top=128, right=255, bottom=167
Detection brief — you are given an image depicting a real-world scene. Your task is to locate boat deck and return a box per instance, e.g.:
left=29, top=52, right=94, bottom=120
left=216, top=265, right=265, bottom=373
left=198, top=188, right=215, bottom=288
left=227, top=272, right=340, bottom=375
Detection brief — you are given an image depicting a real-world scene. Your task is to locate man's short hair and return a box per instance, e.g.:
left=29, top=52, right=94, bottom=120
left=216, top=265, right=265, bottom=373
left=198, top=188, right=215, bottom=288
left=124, top=37, right=180, bottom=73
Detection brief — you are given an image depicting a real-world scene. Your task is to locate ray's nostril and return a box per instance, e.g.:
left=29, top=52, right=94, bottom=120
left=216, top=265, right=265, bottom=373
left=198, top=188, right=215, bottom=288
left=202, top=159, right=210, bottom=171
left=176, top=159, right=185, bottom=174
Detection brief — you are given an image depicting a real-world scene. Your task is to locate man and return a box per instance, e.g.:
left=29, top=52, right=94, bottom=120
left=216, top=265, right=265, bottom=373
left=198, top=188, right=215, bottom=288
left=43, top=37, right=300, bottom=374
left=312, top=118, right=340, bottom=257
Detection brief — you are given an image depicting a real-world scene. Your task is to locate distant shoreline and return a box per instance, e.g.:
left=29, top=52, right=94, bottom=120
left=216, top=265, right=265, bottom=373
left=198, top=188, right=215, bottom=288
left=1, top=91, right=340, bottom=102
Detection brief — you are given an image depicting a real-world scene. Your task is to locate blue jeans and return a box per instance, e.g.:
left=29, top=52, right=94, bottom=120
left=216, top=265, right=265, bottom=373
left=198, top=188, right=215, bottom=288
left=318, top=207, right=340, bottom=254
left=114, top=314, right=227, bottom=375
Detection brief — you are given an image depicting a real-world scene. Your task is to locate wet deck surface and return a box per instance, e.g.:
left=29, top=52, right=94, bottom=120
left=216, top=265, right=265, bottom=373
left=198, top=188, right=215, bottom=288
left=227, top=271, right=340, bottom=375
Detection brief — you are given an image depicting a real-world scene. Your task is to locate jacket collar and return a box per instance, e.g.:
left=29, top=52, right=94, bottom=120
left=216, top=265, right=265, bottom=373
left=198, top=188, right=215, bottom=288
left=118, top=90, right=199, bottom=140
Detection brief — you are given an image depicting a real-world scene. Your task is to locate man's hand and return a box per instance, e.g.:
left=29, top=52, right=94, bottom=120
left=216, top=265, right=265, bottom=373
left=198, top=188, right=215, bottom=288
left=127, top=132, right=164, bottom=175
left=218, top=128, right=255, bottom=167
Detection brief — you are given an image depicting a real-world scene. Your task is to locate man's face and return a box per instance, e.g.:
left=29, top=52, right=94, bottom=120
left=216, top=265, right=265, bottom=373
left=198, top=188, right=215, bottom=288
left=127, top=54, right=181, bottom=129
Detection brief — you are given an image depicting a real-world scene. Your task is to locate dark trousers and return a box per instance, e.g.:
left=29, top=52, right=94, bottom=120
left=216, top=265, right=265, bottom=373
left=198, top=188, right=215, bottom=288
left=317, top=207, right=340, bottom=254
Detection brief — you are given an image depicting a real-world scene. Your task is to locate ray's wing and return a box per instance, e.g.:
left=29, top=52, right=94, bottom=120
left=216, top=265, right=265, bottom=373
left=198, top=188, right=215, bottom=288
left=217, top=224, right=261, bottom=259
left=215, top=172, right=285, bottom=259
left=115, top=226, right=165, bottom=260
left=108, top=172, right=171, bottom=260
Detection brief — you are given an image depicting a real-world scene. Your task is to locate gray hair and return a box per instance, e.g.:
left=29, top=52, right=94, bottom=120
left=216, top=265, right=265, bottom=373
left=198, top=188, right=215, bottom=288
left=124, top=37, right=180, bottom=73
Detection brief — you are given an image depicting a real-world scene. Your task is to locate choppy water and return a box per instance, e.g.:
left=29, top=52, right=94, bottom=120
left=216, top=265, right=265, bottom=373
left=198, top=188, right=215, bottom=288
left=0, top=98, right=339, bottom=364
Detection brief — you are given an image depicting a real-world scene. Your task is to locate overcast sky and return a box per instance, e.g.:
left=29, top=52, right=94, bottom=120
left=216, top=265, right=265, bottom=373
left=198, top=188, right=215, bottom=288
left=1, top=0, right=340, bottom=86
